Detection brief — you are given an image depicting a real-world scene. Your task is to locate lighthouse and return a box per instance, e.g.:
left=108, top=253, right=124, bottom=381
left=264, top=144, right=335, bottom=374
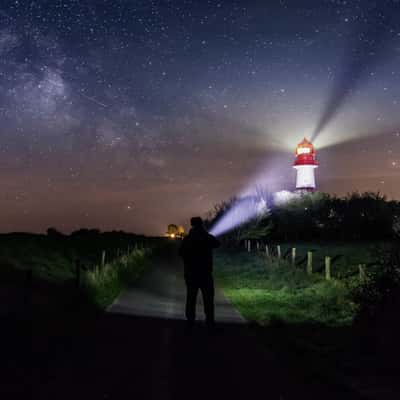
left=293, top=137, right=318, bottom=192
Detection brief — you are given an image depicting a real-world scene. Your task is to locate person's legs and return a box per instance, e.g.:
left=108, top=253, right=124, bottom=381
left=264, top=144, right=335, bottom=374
left=185, top=279, right=198, bottom=326
left=200, top=275, right=215, bottom=327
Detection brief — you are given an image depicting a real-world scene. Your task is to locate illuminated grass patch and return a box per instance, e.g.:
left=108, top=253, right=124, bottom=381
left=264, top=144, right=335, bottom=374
left=215, top=250, right=357, bottom=326
left=84, top=246, right=151, bottom=308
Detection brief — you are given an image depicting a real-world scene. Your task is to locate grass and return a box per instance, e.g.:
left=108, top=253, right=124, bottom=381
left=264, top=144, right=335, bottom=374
left=84, top=246, right=151, bottom=308
left=0, top=234, right=75, bottom=282
left=272, top=241, right=385, bottom=278
left=214, top=242, right=397, bottom=395
left=215, top=248, right=357, bottom=326
left=0, top=232, right=154, bottom=310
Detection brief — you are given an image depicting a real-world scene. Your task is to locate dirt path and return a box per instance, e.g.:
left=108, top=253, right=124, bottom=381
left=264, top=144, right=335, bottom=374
left=3, top=248, right=364, bottom=399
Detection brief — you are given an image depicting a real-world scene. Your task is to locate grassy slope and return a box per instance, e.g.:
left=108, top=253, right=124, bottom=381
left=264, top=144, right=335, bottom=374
left=0, top=233, right=155, bottom=311
left=214, top=245, right=360, bottom=326
left=0, top=233, right=75, bottom=282
left=84, top=246, right=151, bottom=308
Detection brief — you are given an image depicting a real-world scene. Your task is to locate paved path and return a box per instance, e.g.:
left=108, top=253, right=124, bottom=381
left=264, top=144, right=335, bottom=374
left=7, top=247, right=364, bottom=400
left=108, top=253, right=244, bottom=324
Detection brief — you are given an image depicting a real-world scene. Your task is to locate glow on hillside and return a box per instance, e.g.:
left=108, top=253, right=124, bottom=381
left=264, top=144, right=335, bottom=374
left=209, top=189, right=300, bottom=237
left=209, top=140, right=308, bottom=237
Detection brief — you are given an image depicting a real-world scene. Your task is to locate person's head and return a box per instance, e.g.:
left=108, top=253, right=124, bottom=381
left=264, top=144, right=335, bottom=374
left=190, top=216, right=203, bottom=229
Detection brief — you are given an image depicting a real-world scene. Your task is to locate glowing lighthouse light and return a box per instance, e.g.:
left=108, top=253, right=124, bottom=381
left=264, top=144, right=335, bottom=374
left=293, top=137, right=318, bottom=192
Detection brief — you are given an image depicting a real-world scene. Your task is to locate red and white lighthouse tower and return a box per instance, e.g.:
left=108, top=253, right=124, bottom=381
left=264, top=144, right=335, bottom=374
left=293, top=137, right=318, bottom=192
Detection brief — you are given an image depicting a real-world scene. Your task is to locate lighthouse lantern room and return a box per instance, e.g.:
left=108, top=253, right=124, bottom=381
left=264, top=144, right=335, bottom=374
left=293, top=137, right=318, bottom=192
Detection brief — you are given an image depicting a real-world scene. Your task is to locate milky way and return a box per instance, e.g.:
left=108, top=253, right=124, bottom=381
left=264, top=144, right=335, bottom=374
left=1, top=0, right=400, bottom=234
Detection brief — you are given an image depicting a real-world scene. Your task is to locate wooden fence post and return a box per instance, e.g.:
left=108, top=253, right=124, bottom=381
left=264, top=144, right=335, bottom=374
left=256, top=241, right=260, bottom=251
left=291, top=248, right=296, bottom=266
left=265, top=244, right=270, bottom=258
left=307, top=251, right=313, bottom=275
left=101, top=250, right=106, bottom=268
left=277, top=245, right=281, bottom=259
left=359, top=264, right=366, bottom=282
left=247, top=240, right=251, bottom=252
left=325, top=256, right=331, bottom=280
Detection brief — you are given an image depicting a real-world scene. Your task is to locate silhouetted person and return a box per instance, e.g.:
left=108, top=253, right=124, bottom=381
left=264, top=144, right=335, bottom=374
left=179, top=217, right=220, bottom=330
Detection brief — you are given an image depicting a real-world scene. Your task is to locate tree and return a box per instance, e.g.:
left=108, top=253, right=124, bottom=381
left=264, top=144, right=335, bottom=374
left=46, top=227, right=64, bottom=238
left=167, top=224, right=178, bottom=237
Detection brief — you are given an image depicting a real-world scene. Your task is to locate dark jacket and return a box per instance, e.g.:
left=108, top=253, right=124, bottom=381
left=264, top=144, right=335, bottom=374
left=179, top=227, right=220, bottom=278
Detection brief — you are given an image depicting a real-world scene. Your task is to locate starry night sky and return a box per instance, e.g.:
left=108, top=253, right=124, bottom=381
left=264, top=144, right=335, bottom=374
left=1, top=0, right=400, bottom=235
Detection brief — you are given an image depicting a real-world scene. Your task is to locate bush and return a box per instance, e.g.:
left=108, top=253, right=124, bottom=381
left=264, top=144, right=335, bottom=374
left=207, top=191, right=398, bottom=243
left=352, top=245, right=400, bottom=319
left=352, top=244, right=400, bottom=321
left=349, top=243, right=400, bottom=361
